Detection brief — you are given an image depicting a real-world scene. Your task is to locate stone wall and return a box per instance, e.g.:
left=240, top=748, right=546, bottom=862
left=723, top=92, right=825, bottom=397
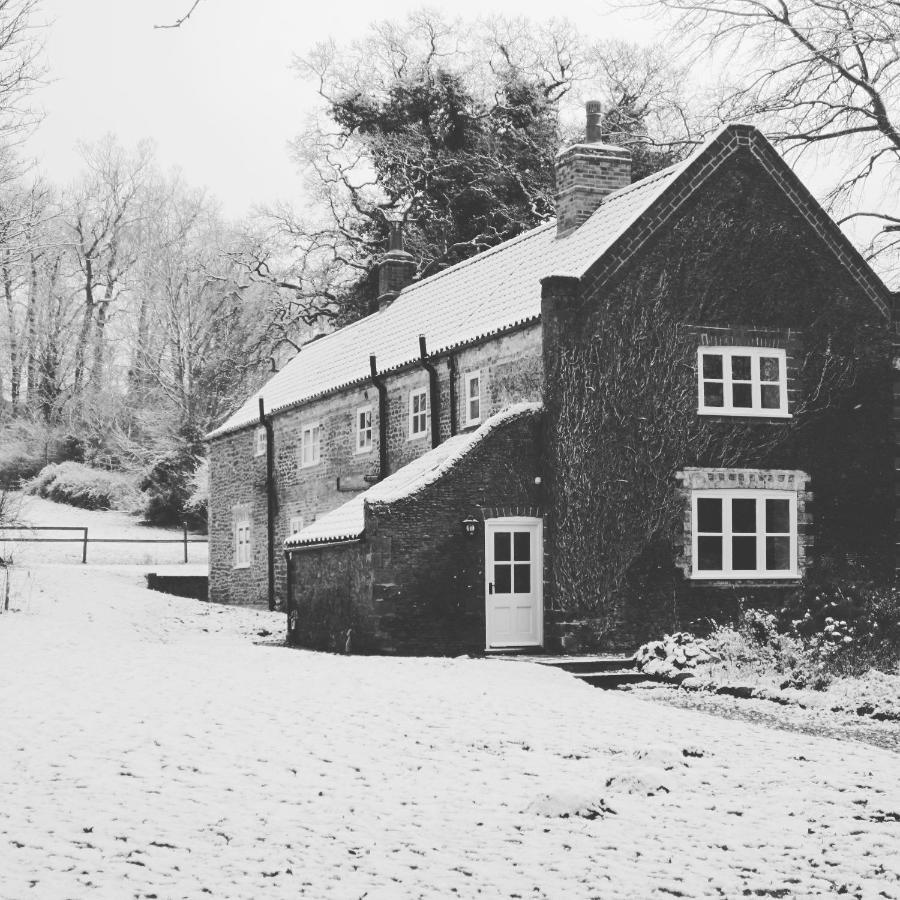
left=542, top=145, right=893, bottom=650
left=287, top=407, right=545, bottom=655
left=209, top=323, right=542, bottom=608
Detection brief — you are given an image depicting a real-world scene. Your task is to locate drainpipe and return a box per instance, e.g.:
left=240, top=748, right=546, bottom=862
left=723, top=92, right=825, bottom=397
left=418, top=335, right=441, bottom=449
left=369, top=354, right=389, bottom=480
left=448, top=352, right=459, bottom=437
left=259, top=397, right=276, bottom=612
left=284, top=548, right=295, bottom=638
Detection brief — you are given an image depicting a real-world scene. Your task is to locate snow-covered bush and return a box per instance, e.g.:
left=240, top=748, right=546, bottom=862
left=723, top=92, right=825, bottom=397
left=24, top=462, right=141, bottom=512
left=634, top=632, right=717, bottom=679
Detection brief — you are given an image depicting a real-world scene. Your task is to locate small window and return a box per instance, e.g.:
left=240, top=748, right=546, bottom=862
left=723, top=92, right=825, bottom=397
left=691, top=489, right=797, bottom=579
left=234, top=518, right=251, bottom=568
left=464, top=371, right=481, bottom=426
left=254, top=426, right=266, bottom=457
left=288, top=515, right=304, bottom=535
left=409, top=388, right=429, bottom=439
left=698, top=347, right=789, bottom=417
left=301, top=423, right=322, bottom=467
left=356, top=406, right=373, bottom=453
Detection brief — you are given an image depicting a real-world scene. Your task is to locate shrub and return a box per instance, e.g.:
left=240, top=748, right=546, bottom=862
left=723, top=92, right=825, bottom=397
left=24, top=462, right=141, bottom=511
left=139, top=448, right=205, bottom=528
left=0, top=442, right=44, bottom=488
left=702, top=579, right=900, bottom=691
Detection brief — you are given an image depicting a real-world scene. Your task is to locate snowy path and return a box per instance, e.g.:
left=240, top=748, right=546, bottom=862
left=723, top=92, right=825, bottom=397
left=1, top=565, right=899, bottom=899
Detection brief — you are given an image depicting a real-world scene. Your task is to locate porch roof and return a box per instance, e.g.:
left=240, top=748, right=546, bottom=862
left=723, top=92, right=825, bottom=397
left=285, top=403, right=541, bottom=550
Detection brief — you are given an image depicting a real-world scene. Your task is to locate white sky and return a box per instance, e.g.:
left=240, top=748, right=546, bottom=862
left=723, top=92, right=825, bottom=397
left=26, top=0, right=661, bottom=219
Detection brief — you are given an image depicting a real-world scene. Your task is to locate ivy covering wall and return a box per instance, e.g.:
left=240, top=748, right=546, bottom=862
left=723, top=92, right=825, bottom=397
left=543, top=153, right=892, bottom=649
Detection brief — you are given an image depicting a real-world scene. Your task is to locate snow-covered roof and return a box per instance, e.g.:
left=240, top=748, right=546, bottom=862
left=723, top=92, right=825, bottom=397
left=208, top=124, right=889, bottom=441
left=285, top=403, right=541, bottom=549
left=206, top=149, right=694, bottom=441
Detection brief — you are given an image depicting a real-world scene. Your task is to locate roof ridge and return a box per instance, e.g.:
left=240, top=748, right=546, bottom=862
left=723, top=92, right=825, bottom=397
left=396, top=220, right=556, bottom=297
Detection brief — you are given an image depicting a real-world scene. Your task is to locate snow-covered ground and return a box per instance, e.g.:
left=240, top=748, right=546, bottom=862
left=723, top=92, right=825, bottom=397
left=1, top=564, right=899, bottom=899
left=1, top=493, right=208, bottom=568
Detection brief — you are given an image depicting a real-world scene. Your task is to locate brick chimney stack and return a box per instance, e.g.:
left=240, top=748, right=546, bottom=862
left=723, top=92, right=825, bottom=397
left=555, top=101, right=632, bottom=237
left=376, top=222, right=416, bottom=311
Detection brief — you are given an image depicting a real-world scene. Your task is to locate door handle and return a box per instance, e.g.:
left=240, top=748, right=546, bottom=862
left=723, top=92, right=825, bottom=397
left=488, top=582, right=494, bottom=594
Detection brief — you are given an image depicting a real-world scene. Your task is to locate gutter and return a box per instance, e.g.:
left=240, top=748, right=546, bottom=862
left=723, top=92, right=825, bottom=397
left=369, top=354, right=389, bottom=480
left=418, top=335, right=441, bottom=449
left=259, top=398, right=276, bottom=612
left=285, top=536, right=362, bottom=552
left=205, top=316, right=541, bottom=442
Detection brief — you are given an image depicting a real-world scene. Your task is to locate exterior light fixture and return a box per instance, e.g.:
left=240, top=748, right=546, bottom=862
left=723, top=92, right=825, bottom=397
left=462, top=516, right=479, bottom=537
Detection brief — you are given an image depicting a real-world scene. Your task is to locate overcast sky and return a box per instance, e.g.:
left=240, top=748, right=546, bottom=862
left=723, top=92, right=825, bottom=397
left=26, top=0, right=659, bottom=219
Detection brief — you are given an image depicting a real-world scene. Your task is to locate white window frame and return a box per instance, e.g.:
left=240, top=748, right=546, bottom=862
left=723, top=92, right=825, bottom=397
left=288, top=515, right=304, bottom=536
left=690, top=489, right=798, bottom=580
left=254, top=426, right=266, bottom=457
left=300, top=423, right=322, bottom=468
left=355, top=406, right=373, bottom=454
left=697, top=347, right=789, bottom=418
left=234, top=517, right=252, bottom=569
left=463, top=370, right=482, bottom=427
left=408, top=388, right=429, bottom=439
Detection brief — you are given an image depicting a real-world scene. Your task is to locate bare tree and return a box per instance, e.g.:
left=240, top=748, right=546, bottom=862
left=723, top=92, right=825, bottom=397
left=63, top=137, right=154, bottom=397
left=253, top=11, right=698, bottom=331
left=648, top=0, right=900, bottom=266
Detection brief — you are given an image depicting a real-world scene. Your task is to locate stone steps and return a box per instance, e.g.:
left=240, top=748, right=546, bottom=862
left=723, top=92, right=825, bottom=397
left=574, top=670, right=663, bottom=689
left=531, top=655, right=663, bottom=689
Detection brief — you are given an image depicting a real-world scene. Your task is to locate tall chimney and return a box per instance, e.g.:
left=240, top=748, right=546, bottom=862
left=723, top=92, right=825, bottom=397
left=376, top=222, right=416, bottom=311
left=555, top=101, right=632, bottom=237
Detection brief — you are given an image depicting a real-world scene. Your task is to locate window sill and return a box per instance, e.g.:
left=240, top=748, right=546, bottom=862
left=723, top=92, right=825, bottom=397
left=354, top=445, right=374, bottom=455
left=697, top=408, right=791, bottom=419
left=233, top=562, right=251, bottom=570
left=690, top=572, right=799, bottom=582
left=407, top=432, right=428, bottom=442
left=300, top=460, right=323, bottom=469
left=463, top=419, right=482, bottom=429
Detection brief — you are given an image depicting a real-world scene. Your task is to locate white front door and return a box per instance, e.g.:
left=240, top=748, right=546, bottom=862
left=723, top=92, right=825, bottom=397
left=485, top=518, right=543, bottom=648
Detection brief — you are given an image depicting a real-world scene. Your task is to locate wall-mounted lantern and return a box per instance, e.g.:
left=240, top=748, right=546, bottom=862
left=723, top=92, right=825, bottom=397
left=461, top=516, right=479, bottom=537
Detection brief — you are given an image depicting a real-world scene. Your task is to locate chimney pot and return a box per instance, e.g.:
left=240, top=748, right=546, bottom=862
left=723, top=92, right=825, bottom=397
left=585, top=99, right=603, bottom=143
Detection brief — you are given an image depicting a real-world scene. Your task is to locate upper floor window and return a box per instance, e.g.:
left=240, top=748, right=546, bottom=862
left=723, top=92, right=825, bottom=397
left=301, top=423, right=322, bottom=467
left=234, top=517, right=252, bottom=568
left=464, top=371, right=481, bottom=426
left=691, top=489, right=797, bottom=579
left=288, top=515, right=304, bottom=536
left=409, top=388, right=429, bottom=439
left=254, top=426, right=266, bottom=457
left=698, top=347, right=788, bottom=417
left=356, top=406, right=373, bottom=453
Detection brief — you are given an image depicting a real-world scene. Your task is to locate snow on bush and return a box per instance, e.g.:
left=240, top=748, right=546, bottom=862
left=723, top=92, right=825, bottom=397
left=24, top=462, right=141, bottom=512
left=634, top=631, right=717, bottom=680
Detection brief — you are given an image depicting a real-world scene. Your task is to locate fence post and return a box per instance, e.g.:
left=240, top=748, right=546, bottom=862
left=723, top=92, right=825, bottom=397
left=183, top=521, right=188, bottom=564
left=82, top=528, right=88, bottom=564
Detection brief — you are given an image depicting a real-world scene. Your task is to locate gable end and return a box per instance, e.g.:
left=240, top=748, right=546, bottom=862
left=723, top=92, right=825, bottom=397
left=576, top=125, right=890, bottom=320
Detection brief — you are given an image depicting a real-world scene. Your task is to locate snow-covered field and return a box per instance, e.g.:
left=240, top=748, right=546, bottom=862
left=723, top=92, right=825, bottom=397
left=1, top=564, right=899, bottom=899
left=1, top=493, right=208, bottom=567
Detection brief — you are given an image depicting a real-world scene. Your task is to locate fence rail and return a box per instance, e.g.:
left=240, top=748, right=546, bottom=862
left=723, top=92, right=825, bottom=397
left=0, top=525, right=208, bottom=564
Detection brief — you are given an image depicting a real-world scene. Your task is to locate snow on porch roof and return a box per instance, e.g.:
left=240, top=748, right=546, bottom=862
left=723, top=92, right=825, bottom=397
left=284, top=403, right=541, bottom=550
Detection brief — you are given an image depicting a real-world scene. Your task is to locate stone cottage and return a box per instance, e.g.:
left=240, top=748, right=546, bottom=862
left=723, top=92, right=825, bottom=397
left=206, top=106, right=895, bottom=655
